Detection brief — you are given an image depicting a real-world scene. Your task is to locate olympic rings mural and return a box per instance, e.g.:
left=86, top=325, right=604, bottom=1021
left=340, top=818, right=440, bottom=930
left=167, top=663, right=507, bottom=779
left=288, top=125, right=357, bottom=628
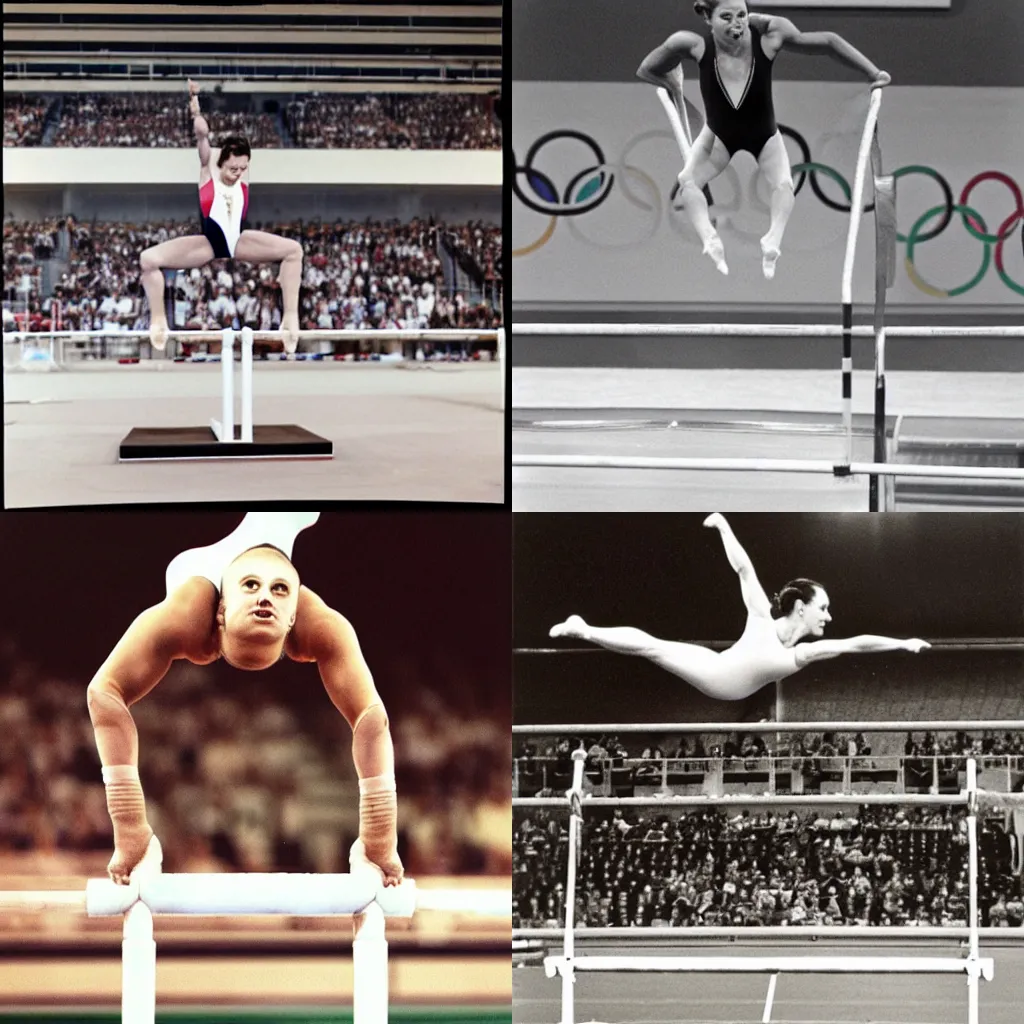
left=513, top=124, right=1024, bottom=298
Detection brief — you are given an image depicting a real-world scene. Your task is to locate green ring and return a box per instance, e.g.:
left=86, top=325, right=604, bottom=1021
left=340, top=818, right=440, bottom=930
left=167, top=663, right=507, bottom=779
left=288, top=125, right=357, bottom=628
left=790, top=161, right=851, bottom=201
left=905, top=203, right=991, bottom=297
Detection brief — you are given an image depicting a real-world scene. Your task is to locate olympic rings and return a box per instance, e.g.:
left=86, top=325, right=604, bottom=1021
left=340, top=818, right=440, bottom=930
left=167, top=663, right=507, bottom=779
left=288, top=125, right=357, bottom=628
left=904, top=203, right=990, bottom=298
left=512, top=122, right=1023, bottom=297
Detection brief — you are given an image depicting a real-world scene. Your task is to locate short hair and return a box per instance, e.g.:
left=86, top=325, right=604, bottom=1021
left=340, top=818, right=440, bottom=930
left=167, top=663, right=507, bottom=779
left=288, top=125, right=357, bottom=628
left=217, top=135, right=251, bottom=166
left=771, top=579, right=824, bottom=618
left=694, top=0, right=746, bottom=17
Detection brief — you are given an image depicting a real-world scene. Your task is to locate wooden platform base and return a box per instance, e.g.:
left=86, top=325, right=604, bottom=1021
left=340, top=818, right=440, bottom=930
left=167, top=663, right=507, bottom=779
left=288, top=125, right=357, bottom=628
left=118, top=424, right=333, bottom=462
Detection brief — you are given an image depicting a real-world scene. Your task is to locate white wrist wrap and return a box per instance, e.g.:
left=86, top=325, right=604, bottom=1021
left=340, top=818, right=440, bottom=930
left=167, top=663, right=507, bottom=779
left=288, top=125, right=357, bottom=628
left=102, top=765, right=146, bottom=830
left=359, top=774, right=397, bottom=853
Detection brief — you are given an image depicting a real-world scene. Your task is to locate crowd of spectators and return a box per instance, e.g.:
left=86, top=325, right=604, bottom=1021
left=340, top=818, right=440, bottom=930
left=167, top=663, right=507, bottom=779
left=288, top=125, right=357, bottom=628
left=4, top=92, right=501, bottom=150
left=442, top=220, right=502, bottom=294
left=3, top=95, right=50, bottom=147
left=514, top=807, right=1023, bottom=929
left=285, top=93, right=500, bottom=149
left=50, top=94, right=281, bottom=149
left=0, top=633, right=510, bottom=879
left=3, top=216, right=502, bottom=349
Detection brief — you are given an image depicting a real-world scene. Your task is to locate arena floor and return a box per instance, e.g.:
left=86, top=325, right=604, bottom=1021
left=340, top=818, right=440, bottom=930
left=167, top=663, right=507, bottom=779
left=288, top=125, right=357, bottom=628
left=4, top=361, right=504, bottom=507
left=512, top=368, right=1024, bottom=511
left=512, top=943, right=1024, bottom=1024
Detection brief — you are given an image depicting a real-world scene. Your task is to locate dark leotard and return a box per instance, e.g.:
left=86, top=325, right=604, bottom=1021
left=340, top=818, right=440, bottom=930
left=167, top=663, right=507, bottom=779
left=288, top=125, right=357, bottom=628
left=698, top=24, right=777, bottom=158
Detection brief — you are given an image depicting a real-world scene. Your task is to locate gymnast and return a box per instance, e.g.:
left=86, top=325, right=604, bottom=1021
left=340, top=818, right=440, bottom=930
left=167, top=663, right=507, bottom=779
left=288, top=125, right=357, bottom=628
left=549, top=513, right=929, bottom=701
left=86, top=512, right=402, bottom=887
left=637, top=0, right=889, bottom=278
left=138, top=79, right=303, bottom=353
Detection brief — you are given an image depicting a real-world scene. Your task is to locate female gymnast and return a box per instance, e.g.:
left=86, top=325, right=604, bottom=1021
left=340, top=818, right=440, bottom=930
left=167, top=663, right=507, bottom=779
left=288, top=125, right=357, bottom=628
left=138, top=80, right=303, bottom=353
left=549, top=513, right=929, bottom=701
left=637, top=0, right=889, bottom=278
left=86, top=512, right=401, bottom=888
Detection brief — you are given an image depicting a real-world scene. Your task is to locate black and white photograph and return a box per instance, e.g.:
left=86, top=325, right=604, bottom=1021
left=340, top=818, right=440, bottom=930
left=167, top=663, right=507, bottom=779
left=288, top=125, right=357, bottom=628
left=510, top=0, right=1023, bottom=511
left=513, top=513, right=1024, bottom=1024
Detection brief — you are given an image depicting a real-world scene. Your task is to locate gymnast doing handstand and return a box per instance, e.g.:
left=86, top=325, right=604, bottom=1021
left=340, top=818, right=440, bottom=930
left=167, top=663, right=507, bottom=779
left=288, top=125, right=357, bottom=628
left=550, top=513, right=929, bottom=702
left=87, top=512, right=402, bottom=887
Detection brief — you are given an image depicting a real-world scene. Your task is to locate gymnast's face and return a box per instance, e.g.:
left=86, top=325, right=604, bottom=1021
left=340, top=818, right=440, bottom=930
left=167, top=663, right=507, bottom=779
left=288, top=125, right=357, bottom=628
left=219, top=156, right=249, bottom=185
left=708, top=0, right=749, bottom=43
left=799, top=587, right=832, bottom=636
left=217, top=546, right=300, bottom=670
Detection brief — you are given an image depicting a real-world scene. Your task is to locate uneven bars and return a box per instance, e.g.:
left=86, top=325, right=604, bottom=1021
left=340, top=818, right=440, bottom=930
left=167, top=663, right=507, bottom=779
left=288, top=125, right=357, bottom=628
left=511, top=455, right=1024, bottom=481
left=6, top=329, right=500, bottom=342
left=514, top=793, right=973, bottom=808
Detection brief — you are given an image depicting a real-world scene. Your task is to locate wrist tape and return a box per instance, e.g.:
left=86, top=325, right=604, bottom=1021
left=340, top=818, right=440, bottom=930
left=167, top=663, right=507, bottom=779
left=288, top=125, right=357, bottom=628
left=102, top=765, right=147, bottom=831
left=359, top=773, right=397, bottom=852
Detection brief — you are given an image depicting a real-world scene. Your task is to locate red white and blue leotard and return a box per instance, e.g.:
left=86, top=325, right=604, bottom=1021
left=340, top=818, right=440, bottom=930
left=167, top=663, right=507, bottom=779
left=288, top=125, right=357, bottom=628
left=199, top=177, right=249, bottom=258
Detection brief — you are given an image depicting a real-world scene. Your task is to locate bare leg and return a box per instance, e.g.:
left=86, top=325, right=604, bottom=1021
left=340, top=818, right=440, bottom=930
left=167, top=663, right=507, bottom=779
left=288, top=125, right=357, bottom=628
left=677, top=124, right=732, bottom=275
left=138, top=235, right=215, bottom=350
left=234, top=230, right=304, bottom=353
left=165, top=511, right=320, bottom=595
left=756, top=133, right=795, bottom=280
left=549, top=614, right=721, bottom=683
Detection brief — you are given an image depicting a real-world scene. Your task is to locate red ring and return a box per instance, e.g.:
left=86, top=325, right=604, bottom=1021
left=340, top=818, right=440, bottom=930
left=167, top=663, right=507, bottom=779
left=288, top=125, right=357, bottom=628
left=959, top=171, right=1024, bottom=241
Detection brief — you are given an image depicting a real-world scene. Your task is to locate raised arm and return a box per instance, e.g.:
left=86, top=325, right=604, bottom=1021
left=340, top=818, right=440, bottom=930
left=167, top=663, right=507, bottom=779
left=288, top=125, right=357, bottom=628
left=704, top=513, right=772, bottom=618
left=188, top=79, right=212, bottom=169
left=299, top=589, right=403, bottom=885
left=764, top=16, right=890, bottom=88
left=86, top=591, right=201, bottom=883
left=637, top=31, right=703, bottom=111
left=794, top=635, right=930, bottom=668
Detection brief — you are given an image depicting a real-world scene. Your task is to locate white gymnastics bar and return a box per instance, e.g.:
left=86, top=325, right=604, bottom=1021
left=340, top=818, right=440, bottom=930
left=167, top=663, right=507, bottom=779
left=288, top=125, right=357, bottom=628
left=511, top=323, right=1023, bottom=338
left=0, top=863, right=511, bottom=1024
left=527, top=755, right=996, bottom=1024
left=512, top=718, right=1024, bottom=733
left=511, top=455, right=1024, bottom=481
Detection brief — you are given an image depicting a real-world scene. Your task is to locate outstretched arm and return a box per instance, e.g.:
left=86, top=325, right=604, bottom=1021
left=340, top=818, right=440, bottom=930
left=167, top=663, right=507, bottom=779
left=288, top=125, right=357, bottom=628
left=795, top=635, right=930, bottom=668
left=637, top=32, right=702, bottom=113
left=87, top=590, right=201, bottom=884
left=302, top=589, right=403, bottom=885
left=704, top=513, right=772, bottom=618
left=188, top=78, right=212, bottom=168
left=765, top=16, right=890, bottom=88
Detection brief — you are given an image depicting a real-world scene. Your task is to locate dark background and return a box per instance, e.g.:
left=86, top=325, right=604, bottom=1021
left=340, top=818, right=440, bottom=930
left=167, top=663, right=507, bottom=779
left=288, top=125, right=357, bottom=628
left=510, top=0, right=1024, bottom=87
left=514, top=513, right=1024, bottom=723
left=1, top=508, right=512, bottom=718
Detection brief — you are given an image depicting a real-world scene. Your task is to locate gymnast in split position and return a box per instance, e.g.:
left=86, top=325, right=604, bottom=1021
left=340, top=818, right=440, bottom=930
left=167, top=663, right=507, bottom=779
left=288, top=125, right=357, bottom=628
left=637, top=0, right=889, bottom=279
left=138, top=79, right=304, bottom=353
left=549, top=513, right=929, bottom=701
left=86, top=512, right=402, bottom=887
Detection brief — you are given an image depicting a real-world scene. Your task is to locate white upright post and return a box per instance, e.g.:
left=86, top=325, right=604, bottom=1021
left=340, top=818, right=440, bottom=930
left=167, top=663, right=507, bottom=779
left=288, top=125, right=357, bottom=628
left=210, top=328, right=235, bottom=441
left=240, top=327, right=254, bottom=442
left=561, top=748, right=588, bottom=1024
left=352, top=901, right=388, bottom=1024
left=966, top=757, right=980, bottom=1024
left=121, top=902, right=156, bottom=1024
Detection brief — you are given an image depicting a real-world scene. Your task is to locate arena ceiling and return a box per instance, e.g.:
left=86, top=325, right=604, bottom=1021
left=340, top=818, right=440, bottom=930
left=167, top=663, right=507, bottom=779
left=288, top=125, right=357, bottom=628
left=3, top=3, right=502, bottom=85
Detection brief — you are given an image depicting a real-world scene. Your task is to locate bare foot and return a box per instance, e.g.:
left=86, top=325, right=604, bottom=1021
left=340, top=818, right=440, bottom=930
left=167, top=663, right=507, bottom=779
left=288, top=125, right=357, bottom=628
left=281, top=313, right=300, bottom=355
left=149, top=321, right=169, bottom=352
left=549, top=614, right=588, bottom=640
left=703, top=513, right=727, bottom=530
left=760, top=238, right=781, bottom=280
left=702, top=234, right=729, bottom=276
